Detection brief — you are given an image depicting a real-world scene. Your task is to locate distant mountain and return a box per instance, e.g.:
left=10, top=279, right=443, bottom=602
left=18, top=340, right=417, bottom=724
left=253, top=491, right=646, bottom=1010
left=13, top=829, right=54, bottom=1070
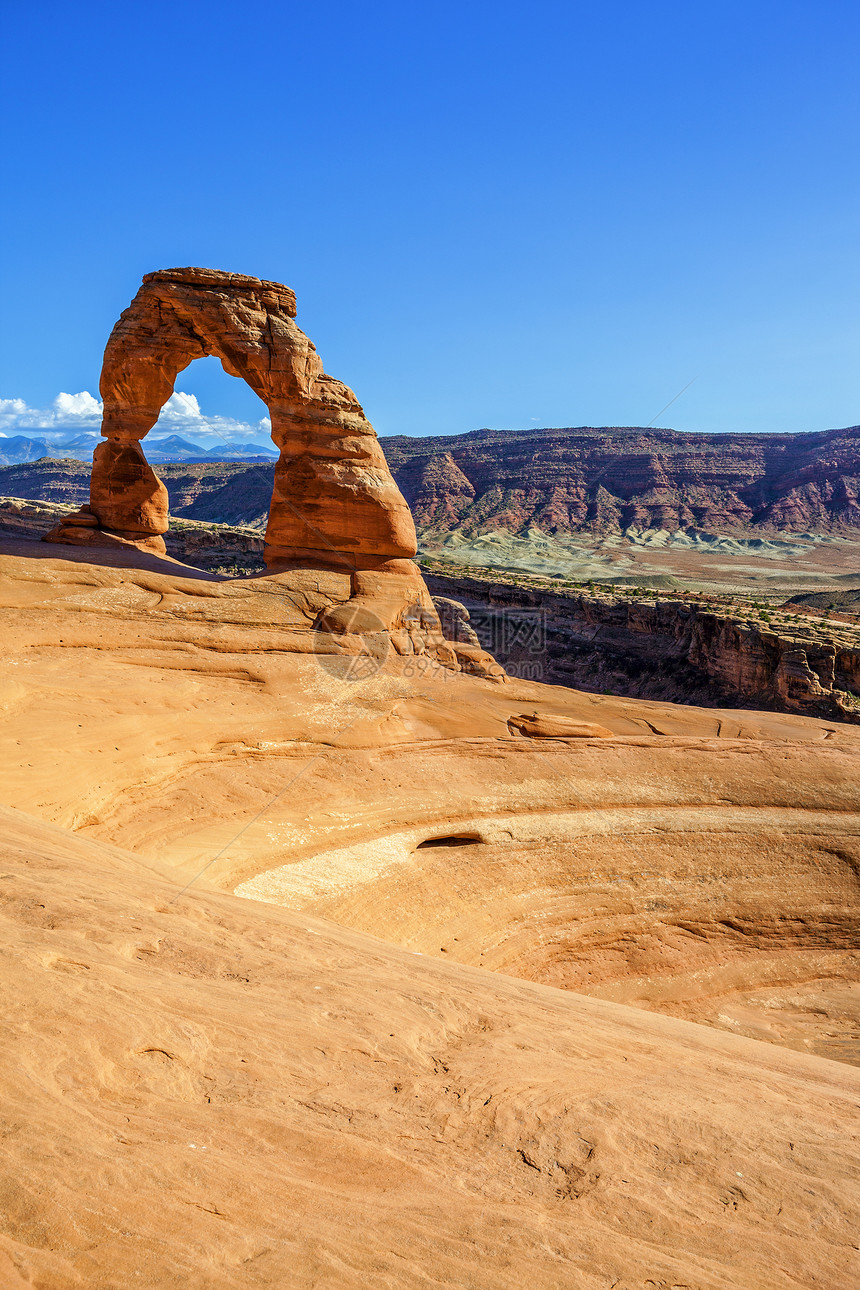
left=52, top=432, right=100, bottom=450
left=145, top=435, right=213, bottom=463
left=150, top=435, right=203, bottom=453
left=382, top=424, right=860, bottom=535
left=204, top=442, right=278, bottom=460
left=138, top=436, right=278, bottom=464
left=3, top=423, right=860, bottom=536
left=0, top=430, right=278, bottom=467
left=0, top=436, right=52, bottom=465
left=0, top=431, right=97, bottom=464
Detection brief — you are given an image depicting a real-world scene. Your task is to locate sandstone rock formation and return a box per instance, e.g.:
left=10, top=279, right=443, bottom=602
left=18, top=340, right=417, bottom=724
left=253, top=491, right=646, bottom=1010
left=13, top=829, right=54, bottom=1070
left=431, top=595, right=481, bottom=645
left=507, top=711, right=614, bottom=737
left=2, top=537, right=860, bottom=1283
left=38, top=268, right=496, bottom=670
left=47, top=267, right=417, bottom=571
left=426, top=570, right=860, bottom=722
left=4, top=801, right=860, bottom=1288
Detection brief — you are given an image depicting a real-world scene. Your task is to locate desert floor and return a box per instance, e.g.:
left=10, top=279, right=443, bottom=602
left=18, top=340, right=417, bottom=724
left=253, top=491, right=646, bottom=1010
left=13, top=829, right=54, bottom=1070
left=421, top=525, right=860, bottom=596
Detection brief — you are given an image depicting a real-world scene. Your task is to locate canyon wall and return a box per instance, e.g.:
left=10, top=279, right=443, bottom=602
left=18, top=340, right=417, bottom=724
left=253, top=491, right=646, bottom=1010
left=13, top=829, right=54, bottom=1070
left=0, top=460, right=275, bottom=526
left=386, top=423, right=860, bottom=535
left=425, top=571, right=860, bottom=722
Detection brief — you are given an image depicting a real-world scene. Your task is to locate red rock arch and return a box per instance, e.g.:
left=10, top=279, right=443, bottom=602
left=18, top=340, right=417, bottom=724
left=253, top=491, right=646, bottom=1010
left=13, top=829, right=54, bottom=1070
left=85, top=267, right=417, bottom=570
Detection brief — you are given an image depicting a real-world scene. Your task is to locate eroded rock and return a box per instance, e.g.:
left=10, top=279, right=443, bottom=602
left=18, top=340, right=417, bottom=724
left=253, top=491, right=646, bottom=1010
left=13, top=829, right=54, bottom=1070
left=39, top=268, right=508, bottom=676
left=46, top=266, right=417, bottom=571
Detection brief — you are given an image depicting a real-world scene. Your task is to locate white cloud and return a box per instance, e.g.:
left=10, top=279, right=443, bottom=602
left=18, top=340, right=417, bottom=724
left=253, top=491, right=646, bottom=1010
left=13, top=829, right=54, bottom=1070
left=0, top=388, right=275, bottom=448
left=0, top=391, right=103, bottom=433
left=0, top=398, right=28, bottom=417
left=152, top=390, right=273, bottom=445
left=160, top=391, right=202, bottom=420
left=0, top=397, right=38, bottom=432
left=54, top=391, right=103, bottom=419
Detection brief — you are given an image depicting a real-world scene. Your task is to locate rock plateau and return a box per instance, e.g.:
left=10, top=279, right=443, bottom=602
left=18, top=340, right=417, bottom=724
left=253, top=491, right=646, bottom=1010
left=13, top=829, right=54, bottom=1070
left=387, top=423, right=860, bottom=536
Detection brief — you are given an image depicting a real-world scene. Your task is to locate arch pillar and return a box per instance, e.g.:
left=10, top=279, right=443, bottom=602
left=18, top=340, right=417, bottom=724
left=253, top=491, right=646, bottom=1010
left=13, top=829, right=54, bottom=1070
left=88, top=440, right=169, bottom=542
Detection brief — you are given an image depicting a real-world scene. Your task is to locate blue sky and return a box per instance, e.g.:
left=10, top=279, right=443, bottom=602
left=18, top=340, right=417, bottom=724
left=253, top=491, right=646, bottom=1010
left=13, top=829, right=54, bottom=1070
left=1, top=0, right=858, bottom=442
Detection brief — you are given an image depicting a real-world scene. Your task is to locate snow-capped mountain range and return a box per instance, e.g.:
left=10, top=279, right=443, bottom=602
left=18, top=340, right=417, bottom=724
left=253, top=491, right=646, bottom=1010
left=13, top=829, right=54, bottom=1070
left=0, top=390, right=279, bottom=465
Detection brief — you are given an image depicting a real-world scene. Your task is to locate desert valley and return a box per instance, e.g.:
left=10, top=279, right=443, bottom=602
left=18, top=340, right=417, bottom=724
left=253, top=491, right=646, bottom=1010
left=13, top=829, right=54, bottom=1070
left=0, top=266, right=858, bottom=1289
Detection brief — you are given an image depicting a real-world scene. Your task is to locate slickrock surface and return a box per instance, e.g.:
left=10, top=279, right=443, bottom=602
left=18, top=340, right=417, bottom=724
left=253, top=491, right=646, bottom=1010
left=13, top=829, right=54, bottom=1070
left=2, top=535, right=860, bottom=1285
left=4, top=803, right=859, bottom=1289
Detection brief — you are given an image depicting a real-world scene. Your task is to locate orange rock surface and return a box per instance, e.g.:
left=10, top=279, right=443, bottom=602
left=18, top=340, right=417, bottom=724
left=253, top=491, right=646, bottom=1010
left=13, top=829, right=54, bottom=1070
left=2, top=523, right=860, bottom=1284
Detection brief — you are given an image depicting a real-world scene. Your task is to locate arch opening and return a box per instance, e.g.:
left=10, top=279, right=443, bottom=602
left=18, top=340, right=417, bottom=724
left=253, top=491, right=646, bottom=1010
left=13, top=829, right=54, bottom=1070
left=149, top=356, right=272, bottom=459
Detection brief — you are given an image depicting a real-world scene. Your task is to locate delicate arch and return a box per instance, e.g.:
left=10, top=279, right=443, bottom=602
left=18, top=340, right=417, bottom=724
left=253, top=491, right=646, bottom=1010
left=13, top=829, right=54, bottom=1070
left=87, top=267, right=416, bottom=570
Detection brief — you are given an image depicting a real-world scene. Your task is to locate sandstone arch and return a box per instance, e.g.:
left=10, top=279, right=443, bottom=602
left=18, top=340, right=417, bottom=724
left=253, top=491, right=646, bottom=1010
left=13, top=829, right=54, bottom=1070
left=63, top=267, right=418, bottom=570
left=44, top=269, right=505, bottom=680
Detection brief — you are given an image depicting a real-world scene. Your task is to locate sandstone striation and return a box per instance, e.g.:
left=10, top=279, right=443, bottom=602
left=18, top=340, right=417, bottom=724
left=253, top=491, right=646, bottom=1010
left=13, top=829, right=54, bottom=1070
left=385, top=423, right=860, bottom=535
left=425, top=569, right=860, bottom=721
left=4, top=800, right=859, bottom=1288
left=2, top=536, right=860, bottom=1283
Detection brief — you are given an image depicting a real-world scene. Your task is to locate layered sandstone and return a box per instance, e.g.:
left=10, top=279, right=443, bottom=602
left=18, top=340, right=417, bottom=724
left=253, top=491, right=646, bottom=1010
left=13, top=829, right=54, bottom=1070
left=2, top=537, right=860, bottom=1283
left=39, top=268, right=489, bottom=671
left=425, top=570, right=860, bottom=721
left=385, top=423, right=860, bottom=535
left=4, top=801, right=859, bottom=1288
